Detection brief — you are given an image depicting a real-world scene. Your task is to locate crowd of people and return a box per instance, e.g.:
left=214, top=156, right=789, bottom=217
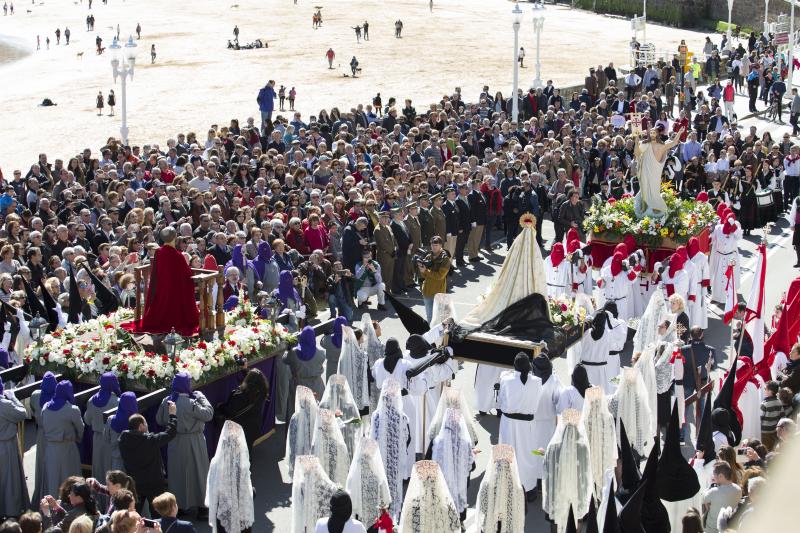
left=0, top=25, right=798, bottom=533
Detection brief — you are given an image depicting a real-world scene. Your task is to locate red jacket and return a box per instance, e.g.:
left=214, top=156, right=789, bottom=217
left=304, top=224, right=330, bottom=252
left=481, top=183, right=503, bottom=216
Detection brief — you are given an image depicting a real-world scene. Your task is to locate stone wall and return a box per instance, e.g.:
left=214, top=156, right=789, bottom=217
left=707, top=2, right=787, bottom=32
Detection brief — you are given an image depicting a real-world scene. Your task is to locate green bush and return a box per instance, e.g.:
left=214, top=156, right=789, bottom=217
left=574, top=0, right=698, bottom=28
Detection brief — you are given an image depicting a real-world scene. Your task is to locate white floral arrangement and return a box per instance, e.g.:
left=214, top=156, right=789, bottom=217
left=547, top=296, right=587, bottom=330
left=24, top=300, right=294, bottom=389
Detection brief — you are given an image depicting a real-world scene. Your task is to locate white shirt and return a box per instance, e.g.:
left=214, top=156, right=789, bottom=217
left=315, top=517, right=367, bottom=533
left=188, top=176, right=211, bottom=192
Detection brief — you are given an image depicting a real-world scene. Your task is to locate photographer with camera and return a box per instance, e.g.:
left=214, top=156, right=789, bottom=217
left=327, top=260, right=354, bottom=322
left=355, top=249, right=386, bottom=311
left=419, top=236, right=451, bottom=322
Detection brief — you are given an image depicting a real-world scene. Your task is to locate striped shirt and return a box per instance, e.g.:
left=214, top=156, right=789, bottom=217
left=760, top=395, right=787, bottom=432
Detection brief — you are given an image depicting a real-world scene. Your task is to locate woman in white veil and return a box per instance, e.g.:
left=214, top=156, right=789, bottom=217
left=337, top=325, right=370, bottom=415
left=426, top=386, right=478, bottom=453
left=632, top=287, right=674, bottom=355
left=312, top=408, right=350, bottom=486
left=319, top=374, right=362, bottom=454
left=542, top=408, right=593, bottom=532
left=345, top=436, right=391, bottom=527
left=581, top=386, right=618, bottom=499
left=291, top=455, right=338, bottom=533
left=634, top=342, right=659, bottom=440
left=205, top=420, right=254, bottom=533
left=399, top=460, right=461, bottom=533
left=286, top=385, right=318, bottom=478
left=610, top=367, right=653, bottom=456
left=431, top=408, right=475, bottom=519
left=476, top=444, right=525, bottom=533
left=360, top=314, right=384, bottom=411
left=369, top=379, right=411, bottom=521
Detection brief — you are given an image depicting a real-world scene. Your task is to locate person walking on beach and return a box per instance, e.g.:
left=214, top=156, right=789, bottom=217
left=46, top=36, right=50, bottom=49
left=325, top=48, right=336, bottom=69
left=55, top=28, right=61, bottom=45
left=3, top=3, right=7, bottom=16
left=350, top=56, right=359, bottom=77
left=150, top=44, right=156, bottom=63
left=278, top=85, right=286, bottom=111
left=257, top=80, right=276, bottom=130
left=96, top=91, right=104, bottom=116
left=64, top=27, right=70, bottom=45
left=352, top=25, right=362, bottom=43
left=395, top=19, right=403, bottom=38
left=116, top=23, right=120, bottom=40
left=430, top=0, right=433, bottom=12
left=289, top=87, right=296, bottom=111
left=108, top=90, right=116, bottom=116
left=95, top=35, right=102, bottom=54
left=233, top=25, right=239, bottom=42
left=36, top=35, right=40, bottom=50
left=518, top=46, right=525, bottom=68
left=363, top=20, right=369, bottom=41
left=136, top=22, right=141, bottom=40
left=86, top=15, right=91, bottom=31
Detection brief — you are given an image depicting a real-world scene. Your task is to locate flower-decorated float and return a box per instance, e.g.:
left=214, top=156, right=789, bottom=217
left=583, top=183, right=717, bottom=271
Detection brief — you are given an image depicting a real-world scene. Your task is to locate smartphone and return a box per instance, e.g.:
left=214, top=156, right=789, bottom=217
left=736, top=447, right=747, bottom=456
left=142, top=518, right=157, bottom=528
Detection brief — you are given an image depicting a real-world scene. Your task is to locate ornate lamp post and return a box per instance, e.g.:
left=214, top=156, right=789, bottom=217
left=511, top=3, right=523, bottom=123
left=532, top=12, right=545, bottom=89
left=110, top=36, right=138, bottom=146
left=163, top=327, right=185, bottom=363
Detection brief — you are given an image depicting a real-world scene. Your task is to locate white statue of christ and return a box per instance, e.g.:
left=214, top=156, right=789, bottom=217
left=633, top=125, right=685, bottom=219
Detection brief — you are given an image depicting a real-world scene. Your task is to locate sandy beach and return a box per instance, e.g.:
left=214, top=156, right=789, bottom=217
left=0, top=0, right=707, bottom=172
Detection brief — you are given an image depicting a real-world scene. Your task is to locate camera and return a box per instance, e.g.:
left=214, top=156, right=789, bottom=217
left=142, top=519, right=158, bottom=528
left=412, top=248, right=433, bottom=268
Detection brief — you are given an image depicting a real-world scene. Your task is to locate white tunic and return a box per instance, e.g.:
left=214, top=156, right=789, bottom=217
left=710, top=223, right=742, bottom=303
left=405, top=354, right=459, bottom=455
left=598, top=266, right=637, bottom=322
left=689, top=252, right=711, bottom=328
left=544, top=257, right=571, bottom=298
left=607, top=314, right=628, bottom=389
left=571, top=262, right=592, bottom=297
left=738, top=381, right=762, bottom=442
left=578, top=329, right=615, bottom=394
left=557, top=386, right=585, bottom=413
left=497, top=371, right=543, bottom=491
left=474, top=364, right=504, bottom=413
left=531, top=375, right=563, bottom=482
left=372, top=357, right=417, bottom=469
left=661, top=268, right=690, bottom=304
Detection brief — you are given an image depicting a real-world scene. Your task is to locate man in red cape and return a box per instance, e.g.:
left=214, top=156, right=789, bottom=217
left=121, top=227, right=199, bottom=336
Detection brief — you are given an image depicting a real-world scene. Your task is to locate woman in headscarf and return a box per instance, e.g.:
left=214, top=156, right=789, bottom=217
left=246, top=241, right=280, bottom=300
left=612, top=367, right=654, bottom=456
left=319, top=374, right=361, bottom=453
left=286, top=386, right=318, bottom=478
left=711, top=407, right=736, bottom=451
left=530, top=353, right=563, bottom=498
left=206, top=421, right=254, bottom=533
left=581, top=386, right=618, bottom=499
left=398, top=461, right=461, bottom=533
left=41, top=380, right=84, bottom=500
left=104, top=392, right=138, bottom=471
left=0, top=376, right=28, bottom=518
left=273, top=270, right=303, bottom=422
left=314, top=490, right=367, bottom=533
left=431, top=408, right=475, bottom=521
left=283, top=325, right=326, bottom=421
left=369, top=379, right=411, bottom=521
left=312, top=408, right=350, bottom=486
left=359, top=314, right=384, bottom=412
left=577, top=309, right=616, bottom=393
left=321, top=316, right=347, bottom=381
left=345, top=437, right=391, bottom=528
left=557, top=363, right=591, bottom=414
left=497, top=352, right=543, bottom=501
left=292, top=456, right=338, bottom=533
left=84, top=372, right=121, bottom=479
left=476, top=444, right=525, bottom=533
left=156, top=372, right=214, bottom=514
left=30, top=371, right=57, bottom=505
left=216, top=368, right=270, bottom=454
left=337, top=325, right=370, bottom=416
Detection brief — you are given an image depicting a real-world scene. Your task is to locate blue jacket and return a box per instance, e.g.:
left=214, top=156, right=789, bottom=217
left=257, top=85, right=276, bottom=112
left=158, top=517, right=197, bottom=533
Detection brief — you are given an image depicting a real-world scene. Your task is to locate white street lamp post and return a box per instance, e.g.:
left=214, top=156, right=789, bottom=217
left=790, top=0, right=796, bottom=91
left=765, top=0, right=770, bottom=34
left=511, top=3, right=523, bottom=123
left=532, top=14, right=545, bottom=89
left=726, top=0, right=734, bottom=51
left=110, top=36, right=138, bottom=146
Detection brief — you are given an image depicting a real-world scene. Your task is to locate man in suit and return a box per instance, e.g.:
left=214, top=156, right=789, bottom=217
left=91, top=216, right=116, bottom=254
left=208, top=231, right=232, bottom=267
left=372, top=210, right=397, bottom=295
left=341, top=217, right=369, bottom=273
left=152, top=492, right=197, bottom=532
left=454, top=183, right=472, bottom=267
left=390, top=207, right=412, bottom=293
left=405, top=202, right=422, bottom=286
left=417, top=194, right=434, bottom=246
left=430, top=193, right=448, bottom=245
left=466, top=177, right=487, bottom=262
left=442, top=188, right=460, bottom=261
left=611, top=91, right=629, bottom=116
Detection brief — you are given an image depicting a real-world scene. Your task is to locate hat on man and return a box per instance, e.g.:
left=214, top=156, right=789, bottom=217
left=406, top=202, right=418, bottom=210
left=430, top=193, right=442, bottom=201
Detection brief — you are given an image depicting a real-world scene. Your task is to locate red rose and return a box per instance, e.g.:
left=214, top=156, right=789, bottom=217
left=120, top=363, right=128, bottom=373
left=560, top=303, right=568, bottom=312
left=104, top=324, right=114, bottom=330
left=63, top=348, right=71, bottom=355
left=102, top=357, right=110, bottom=365
left=147, top=369, right=156, bottom=377
left=197, top=341, right=207, bottom=349
left=228, top=340, right=236, bottom=347
left=162, top=355, right=170, bottom=362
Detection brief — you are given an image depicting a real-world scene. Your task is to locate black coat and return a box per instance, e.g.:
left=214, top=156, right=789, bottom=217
left=341, top=223, right=366, bottom=272
left=455, top=197, right=472, bottom=232
left=442, top=201, right=459, bottom=235
left=468, top=189, right=488, bottom=225
left=216, top=381, right=268, bottom=452
left=119, top=414, right=177, bottom=495
left=390, top=220, right=412, bottom=258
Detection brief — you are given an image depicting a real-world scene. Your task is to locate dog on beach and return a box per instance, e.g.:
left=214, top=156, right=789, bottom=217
left=76, top=51, right=84, bottom=59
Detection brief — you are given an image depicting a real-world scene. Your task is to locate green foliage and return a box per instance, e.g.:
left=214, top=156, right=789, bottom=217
left=575, top=0, right=697, bottom=28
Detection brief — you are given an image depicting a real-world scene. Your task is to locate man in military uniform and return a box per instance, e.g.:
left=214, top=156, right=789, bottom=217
left=466, top=177, right=488, bottom=262
left=405, top=202, right=423, bottom=286
left=442, top=187, right=460, bottom=261
left=372, top=209, right=397, bottom=295
left=419, top=236, right=452, bottom=322
left=390, top=207, right=412, bottom=294
left=430, top=193, right=447, bottom=244
left=418, top=194, right=434, bottom=246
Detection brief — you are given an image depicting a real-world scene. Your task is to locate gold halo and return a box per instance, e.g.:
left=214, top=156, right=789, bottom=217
left=519, top=213, right=537, bottom=228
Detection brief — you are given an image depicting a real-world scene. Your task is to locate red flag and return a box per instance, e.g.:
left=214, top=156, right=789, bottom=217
left=756, top=276, right=800, bottom=381
left=723, top=263, right=737, bottom=325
